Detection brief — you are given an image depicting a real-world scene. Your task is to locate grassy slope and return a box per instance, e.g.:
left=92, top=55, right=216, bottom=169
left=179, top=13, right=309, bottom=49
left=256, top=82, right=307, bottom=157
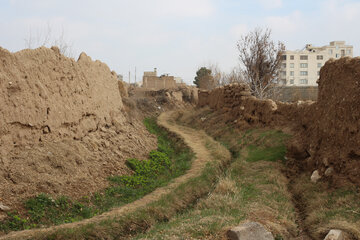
left=291, top=174, right=360, bottom=239
left=173, top=108, right=360, bottom=240
left=134, top=127, right=299, bottom=240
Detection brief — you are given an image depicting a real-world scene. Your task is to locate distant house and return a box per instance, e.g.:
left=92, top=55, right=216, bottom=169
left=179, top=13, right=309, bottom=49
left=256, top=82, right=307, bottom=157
left=280, top=41, right=353, bottom=86
left=142, top=68, right=177, bottom=90
left=117, top=74, right=123, bottom=81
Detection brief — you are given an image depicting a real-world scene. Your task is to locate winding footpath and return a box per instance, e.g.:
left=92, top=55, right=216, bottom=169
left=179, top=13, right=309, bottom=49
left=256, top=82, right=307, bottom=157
left=1, top=111, right=231, bottom=240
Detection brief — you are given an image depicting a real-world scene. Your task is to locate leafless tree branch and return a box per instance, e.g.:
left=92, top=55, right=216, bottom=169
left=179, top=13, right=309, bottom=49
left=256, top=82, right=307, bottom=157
left=237, top=28, right=285, bottom=99
left=24, top=23, right=74, bottom=58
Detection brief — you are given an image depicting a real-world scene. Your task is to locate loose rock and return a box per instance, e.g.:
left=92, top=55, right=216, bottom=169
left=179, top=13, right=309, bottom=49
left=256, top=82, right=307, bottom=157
left=324, top=229, right=344, bottom=240
left=325, top=167, right=334, bottom=177
left=311, top=170, right=321, bottom=183
left=227, top=222, right=274, bottom=240
left=0, top=203, right=11, bottom=212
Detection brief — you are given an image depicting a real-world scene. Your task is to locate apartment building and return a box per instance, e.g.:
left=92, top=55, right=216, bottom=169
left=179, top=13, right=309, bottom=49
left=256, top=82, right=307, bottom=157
left=280, top=41, right=353, bottom=86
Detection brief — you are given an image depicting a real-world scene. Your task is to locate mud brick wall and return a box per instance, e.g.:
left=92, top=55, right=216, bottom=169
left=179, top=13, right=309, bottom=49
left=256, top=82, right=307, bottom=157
left=197, top=57, right=360, bottom=185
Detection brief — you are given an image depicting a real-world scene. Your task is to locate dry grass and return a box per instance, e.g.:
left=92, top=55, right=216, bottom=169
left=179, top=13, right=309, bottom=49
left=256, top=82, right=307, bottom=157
left=213, top=177, right=237, bottom=195
left=291, top=173, right=360, bottom=239
left=134, top=128, right=299, bottom=240
left=178, top=107, right=360, bottom=240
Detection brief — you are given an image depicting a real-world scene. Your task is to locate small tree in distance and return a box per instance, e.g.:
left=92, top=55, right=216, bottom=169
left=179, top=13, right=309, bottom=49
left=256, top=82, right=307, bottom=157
left=193, top=67, right=217, bottom=90
left=237, top=28, right=285, bottom=99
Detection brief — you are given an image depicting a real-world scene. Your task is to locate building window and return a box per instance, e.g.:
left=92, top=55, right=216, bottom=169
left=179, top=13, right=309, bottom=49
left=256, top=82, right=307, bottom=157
left=290, top=63, right=294, bottom=68
left=347, top=49, right=352, bottom=55
left=341, top=50, right=345, bottom=57
left=290, top=71, right=294, bottom=76
left=317, top=63, right=322, bottom=68
left=281, top=55, right=287, bottom=60
left=300, top=71, right=308, bottom=76
left=336, top=54, right=339, bottom=58
left=290, top=55, right=294, bottom=60
left=300, top=63, right=308, bottom=68
left=317, top=71, right=320, bottom=76
left=290, top=79, right=294, bottom=84
left=282, top=63, right=286, bottom=68
left=329, top=49, right=333, bottom=55
left=281, top=71, right=286, bottom=77
left=317, top=55, right=323, bottom=60
left=300, top=79, right=308, bottom=84
left=300, top=55, right=308, bottom=60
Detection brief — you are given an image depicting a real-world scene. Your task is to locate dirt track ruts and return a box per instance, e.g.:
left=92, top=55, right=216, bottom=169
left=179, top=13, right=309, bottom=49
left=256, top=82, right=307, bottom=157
left=1, top=110, right=231, bottom=240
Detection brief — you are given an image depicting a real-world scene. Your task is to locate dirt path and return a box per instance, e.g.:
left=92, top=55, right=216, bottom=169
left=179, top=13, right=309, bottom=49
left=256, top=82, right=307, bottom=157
left=1, top=111, right=231, bottom=240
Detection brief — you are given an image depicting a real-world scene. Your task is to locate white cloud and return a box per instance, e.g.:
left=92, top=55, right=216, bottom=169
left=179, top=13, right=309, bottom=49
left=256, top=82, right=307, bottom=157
left=230, top=24, right=248, bottom=38
left=322, top=0, right=360, bottom=22
left=155, top=0, right=215, bottom=17
left=265, top=11, right=303, bottom=34
left=257, top=0, right=283, bottom=9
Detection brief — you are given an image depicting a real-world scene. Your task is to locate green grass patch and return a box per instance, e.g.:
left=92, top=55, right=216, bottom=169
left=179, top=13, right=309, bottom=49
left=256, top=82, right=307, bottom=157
left=0, top=117, right=193, bottom=233
left=246, top=145, right=287, bottom=163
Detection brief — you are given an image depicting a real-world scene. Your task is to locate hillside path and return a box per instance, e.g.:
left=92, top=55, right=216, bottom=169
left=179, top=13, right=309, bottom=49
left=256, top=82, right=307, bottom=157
left=1, top=110, right=230, bottom=240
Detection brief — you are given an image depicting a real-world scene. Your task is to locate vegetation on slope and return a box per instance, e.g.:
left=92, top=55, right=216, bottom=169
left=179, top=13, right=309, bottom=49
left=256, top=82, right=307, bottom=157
left=31, top=113, right=231, bottom=240
left=134, top=128, right=298, bottom=239
left=175, top=108, right=360, bottom=239
left=291, top=173, right=360, bottom=239
left=0, top=117, right=193, bottom=233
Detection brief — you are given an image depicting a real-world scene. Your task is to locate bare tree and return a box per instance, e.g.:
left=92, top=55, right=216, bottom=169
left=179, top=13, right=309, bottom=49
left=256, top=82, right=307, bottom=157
left=237, top=28, right=285, bottom=99
left=219, top=67, right=243, bottom=86
left=207, top=63, right=221, bottom=87
left=53, top=27, right=74, bottom=57
left=24, top=22, right=52, bottom=49
left=206, top=63, right=243, bottom=87
left=24, top=23, right=74, bottom=58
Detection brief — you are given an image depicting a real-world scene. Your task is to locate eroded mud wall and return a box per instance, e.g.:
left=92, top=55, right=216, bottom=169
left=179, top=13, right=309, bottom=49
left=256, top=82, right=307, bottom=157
left=303, top=58, right=360, bottom=184
left=0, top=46, right=156, bottom=209
left=198, top=57, right=360, bottom=185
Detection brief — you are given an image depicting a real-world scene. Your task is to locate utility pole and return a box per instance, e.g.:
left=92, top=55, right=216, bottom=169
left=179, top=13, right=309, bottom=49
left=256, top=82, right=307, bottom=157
left=135, top=67, right=137, bottom=85
left=128, top=71, right=131, bottom=84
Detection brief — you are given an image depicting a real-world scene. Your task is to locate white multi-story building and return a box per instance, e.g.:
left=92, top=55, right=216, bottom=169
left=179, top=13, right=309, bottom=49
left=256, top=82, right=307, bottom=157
left=280, top=41, right=353, bottom=86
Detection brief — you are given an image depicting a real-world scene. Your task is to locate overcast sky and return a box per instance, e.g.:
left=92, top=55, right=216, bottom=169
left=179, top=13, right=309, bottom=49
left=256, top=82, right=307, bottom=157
left=1, top=0, right=360, bottom=84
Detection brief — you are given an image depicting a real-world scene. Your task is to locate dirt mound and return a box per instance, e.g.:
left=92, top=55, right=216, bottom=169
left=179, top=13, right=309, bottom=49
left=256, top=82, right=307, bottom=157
left=0, top=46, right=156, bottom=212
